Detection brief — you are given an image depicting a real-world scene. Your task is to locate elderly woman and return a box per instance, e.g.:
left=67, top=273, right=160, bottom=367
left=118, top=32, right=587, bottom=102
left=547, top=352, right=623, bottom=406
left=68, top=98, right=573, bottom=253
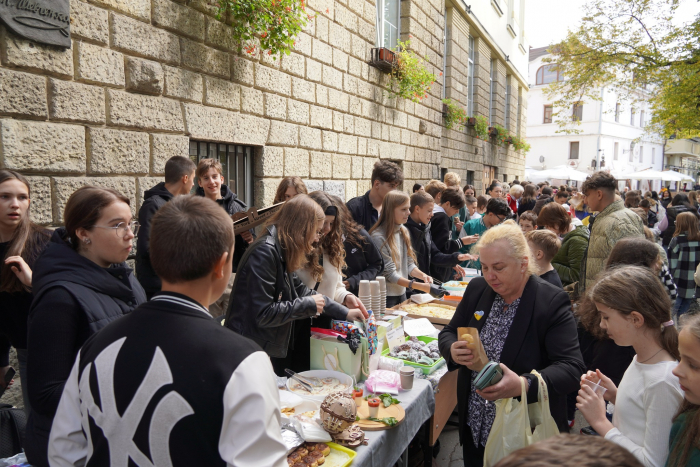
left=507, top=184, right=523, bottom=214
left=438, top=220, right=585, bottom=467
left=537, top=202, right=589, bottom=287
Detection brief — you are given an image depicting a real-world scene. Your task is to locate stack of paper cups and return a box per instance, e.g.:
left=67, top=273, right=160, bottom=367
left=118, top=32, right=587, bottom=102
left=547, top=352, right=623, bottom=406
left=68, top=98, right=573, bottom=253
left=358, top=280, right=371, bottom=311
left=376, top=276, right=387, bottom=314
left=370, top=280, right=380, bottom=315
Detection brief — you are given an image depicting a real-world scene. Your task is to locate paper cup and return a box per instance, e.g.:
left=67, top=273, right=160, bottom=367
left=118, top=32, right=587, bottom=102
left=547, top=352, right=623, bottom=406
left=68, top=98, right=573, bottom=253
left=359, top=280, right=371, bottom=297
left=376, top=276, right=386, bottom=292
left=400, top=366, right=415, bottom=390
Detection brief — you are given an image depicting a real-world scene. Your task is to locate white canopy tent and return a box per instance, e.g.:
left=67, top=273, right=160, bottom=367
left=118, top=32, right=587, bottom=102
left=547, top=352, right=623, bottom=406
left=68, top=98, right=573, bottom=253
left=536, top=165, right=590, bottom=182
left=625, top=169, right=693, bottom=182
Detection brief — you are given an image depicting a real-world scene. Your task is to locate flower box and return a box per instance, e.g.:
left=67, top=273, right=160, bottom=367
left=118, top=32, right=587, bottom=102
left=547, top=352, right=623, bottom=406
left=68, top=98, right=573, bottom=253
left=466, top=117, right=477, bottom=127
left=369, top=47, right=396, bottom=73
left=488, top=126, right=499, bottom=137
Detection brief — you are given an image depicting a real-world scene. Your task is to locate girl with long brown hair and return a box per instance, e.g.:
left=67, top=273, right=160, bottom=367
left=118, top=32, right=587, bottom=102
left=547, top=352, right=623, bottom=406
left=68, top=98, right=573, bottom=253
left=273, top=176, right=308, bottom=204
left=669, top=212, right=700, bottom=318
left=668, top=313, right=700, bottom=466
left=0, top=169, right=51, bottom=412
left=576, top=266, right=683, bottom=467
left=226, top=194, right=367, bottom=375
left=338, top=200, right=384, bottom=295
left=369, top=191, right=447, bottom=307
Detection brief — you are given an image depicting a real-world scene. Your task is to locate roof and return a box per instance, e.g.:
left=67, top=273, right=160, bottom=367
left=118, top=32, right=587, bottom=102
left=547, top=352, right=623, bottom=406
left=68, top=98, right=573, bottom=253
left=529, top=46, right=551, bottom=62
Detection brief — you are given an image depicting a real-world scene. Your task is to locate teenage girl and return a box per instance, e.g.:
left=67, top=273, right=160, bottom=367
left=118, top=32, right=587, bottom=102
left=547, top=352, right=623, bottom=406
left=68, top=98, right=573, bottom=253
left=0, top=169, right=51, bottom=411
left=668, top=313, right=700, bottom=466
left=668, top=212, right=700, bottom=318
left=273, top=176, right=308, bottom=204
left=369, top=191, right=447, bottom=308
left=576, top=266, right=683, bottom=467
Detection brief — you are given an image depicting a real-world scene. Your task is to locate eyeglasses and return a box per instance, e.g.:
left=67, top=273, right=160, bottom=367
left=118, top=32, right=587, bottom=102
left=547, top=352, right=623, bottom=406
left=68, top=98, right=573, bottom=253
left=495, top=215, right=506, bottom=224
left=93, top=221, right=140, bottom=237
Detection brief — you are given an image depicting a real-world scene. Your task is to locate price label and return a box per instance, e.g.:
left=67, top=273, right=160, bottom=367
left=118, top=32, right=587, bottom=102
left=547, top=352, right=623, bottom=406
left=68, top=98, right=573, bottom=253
left=386, top=326, right=405, bottom=350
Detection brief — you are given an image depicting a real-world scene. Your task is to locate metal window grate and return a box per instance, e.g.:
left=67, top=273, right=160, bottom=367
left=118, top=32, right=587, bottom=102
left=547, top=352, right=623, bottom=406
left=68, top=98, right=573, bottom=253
left=189, top=141, right=255, bottom=207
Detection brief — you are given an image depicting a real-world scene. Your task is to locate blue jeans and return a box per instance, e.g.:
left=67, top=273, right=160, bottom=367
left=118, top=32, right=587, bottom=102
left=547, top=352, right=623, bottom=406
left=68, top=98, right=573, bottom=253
left=674, top=297, right=694, bottom=318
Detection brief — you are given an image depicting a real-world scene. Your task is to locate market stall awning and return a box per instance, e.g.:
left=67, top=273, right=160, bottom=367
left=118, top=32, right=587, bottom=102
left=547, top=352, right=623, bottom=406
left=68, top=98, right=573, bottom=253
left=625, top=169, right=693, bottom=181
left=536, top=165, right=590, bottom=182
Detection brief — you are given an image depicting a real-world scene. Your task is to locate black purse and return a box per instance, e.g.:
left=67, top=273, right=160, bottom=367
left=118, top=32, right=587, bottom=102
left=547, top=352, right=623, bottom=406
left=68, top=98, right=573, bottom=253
left=0, top=403, right=26, bottom=458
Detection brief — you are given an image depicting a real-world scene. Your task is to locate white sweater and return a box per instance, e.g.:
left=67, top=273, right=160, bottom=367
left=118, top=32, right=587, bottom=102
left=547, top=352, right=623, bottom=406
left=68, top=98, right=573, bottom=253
left=296, top=250, right=350, bottom=305
left=604, top=356, right=683, bottom=467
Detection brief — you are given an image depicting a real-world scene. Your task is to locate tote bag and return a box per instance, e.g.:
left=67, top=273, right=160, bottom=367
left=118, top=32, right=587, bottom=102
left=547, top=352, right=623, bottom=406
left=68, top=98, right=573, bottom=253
left=483, top=370, right=559, bottom=467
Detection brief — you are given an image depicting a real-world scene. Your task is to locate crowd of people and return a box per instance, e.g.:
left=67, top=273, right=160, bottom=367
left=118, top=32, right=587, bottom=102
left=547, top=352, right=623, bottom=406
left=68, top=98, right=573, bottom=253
left=2, top=159, right=700, bottom=466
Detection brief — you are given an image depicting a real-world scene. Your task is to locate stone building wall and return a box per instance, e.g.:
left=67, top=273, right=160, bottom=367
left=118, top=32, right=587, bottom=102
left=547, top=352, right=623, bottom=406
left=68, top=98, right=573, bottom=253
left=0, top=0, right=525, bottom=226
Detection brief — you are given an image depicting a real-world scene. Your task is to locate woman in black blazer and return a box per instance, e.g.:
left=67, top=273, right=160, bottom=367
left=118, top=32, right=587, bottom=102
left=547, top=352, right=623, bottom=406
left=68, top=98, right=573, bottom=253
left=438, top=220, right=584, bottom=467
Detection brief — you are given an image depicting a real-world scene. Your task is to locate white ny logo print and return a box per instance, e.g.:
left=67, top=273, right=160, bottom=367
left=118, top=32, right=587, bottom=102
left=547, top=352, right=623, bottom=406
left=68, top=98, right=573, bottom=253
left=79, top=338, right=194, bottom=467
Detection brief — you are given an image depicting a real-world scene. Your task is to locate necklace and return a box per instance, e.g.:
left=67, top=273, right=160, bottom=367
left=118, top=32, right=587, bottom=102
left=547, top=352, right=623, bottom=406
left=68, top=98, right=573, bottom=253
left=638, top=348, right=664, bottom=364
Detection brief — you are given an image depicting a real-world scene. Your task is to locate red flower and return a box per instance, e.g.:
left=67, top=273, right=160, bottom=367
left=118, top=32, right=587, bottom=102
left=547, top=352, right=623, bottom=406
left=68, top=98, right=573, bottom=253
left=326, top=8, right=329, bottom=13
left=439, top=72, right=442, bottom=76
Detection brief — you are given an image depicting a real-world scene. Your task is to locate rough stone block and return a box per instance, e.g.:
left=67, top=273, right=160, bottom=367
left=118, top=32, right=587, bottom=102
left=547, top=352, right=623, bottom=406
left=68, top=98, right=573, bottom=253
left=111, top=13, right=181, bottom=65
left=241, top=86, right=264, bottom=115
left=255, top=178, right=281, bottom=208
left=285, top=148, right=309, bottom=177
left=164, top=66, right=203, bottom=102
left=288, top=100, right=310, bottom=124
left=70, top=0, right=109, bottom=44
left=292, top=77, right=316, bottom=103
left=54, top=177, right=137, bottom=222
left=151, top=134, right=189, bottom=174
left=88, top=128, right=150, bottom=174
left=231, top=58, right=255, bottom=86
left=89, top=0, right=150, bottom=20
left=363, top=156, right=377, bottom=178
left=281, top=53, right=306, bottom=78
left=267, top=121, right=298, bottom=146
left=204, top=77, right=240, bottom=111
left=338, top=134, right=357, bottom=154
left=306, top=58, right=322, bottom=83
left=26, top=176, right=52, bottom=224
left=237, top=114, right=272, bottom=146
left=125, top=57, right=164, bottom=95
left=310, top=105, right=333, bottom=130
left=310, top=152, right=332, bottom=178
left=153, top=0, right=205, bottom=40
left=322, top=131, right=338, bottom=152
left=351, top=156, right=363, bottom=178
left=76, top=42, right=125, bottom=87
left=181, top=39, right=230, bottom=78
left=254, top=146, right=283, bottom=177
left=107, top=90, right=184, bottom=131
left=328, top=88, right=349, bottom=112
left=205, top=17, right=237, bottom=52
left=264, top=93, right=287, bottom=120
left=322, top=65, right=343, bottom=90
left=345, top=179, right=357, bottom=201
left=304, top=179, right=324, bottom=192
left=255, top=65, right=291, bottom=96
left=49, top=79, right=105, bottom=124
left=137, top=176, right=164, bottom=206
left=312, top=39, right=333, bottom=65
left=299, top=126, right=322, bottom=150
left=316, top=84, right=328, bottom=106
left=324, top=181, right=345, bottom=199
left=293, top=32, right=312, bottom=56
left=1, top=33, right=73, bottom=78
left=183, top=103, right=270, bottom=145
left=333, top=154, right=351, bottom=179
left=0, top=120, right=85, bottom=173
left=0, top=68, right=47, bottom=118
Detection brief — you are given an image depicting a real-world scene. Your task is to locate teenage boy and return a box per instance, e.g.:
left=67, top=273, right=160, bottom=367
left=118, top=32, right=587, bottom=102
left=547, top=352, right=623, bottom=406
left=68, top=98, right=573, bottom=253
left=136, top=156, right=196, bottom=298
left=406, top=191, right=475, bottom=287
left=346, top=160, right=404, bottom=231
left=48, top=196, right=288, bottom=467
left=526, top=230, right=563, bottom=288
left=196, top=159, right=255, bottom=316
left=459, top=198, right=511, bottom=269
left=429, top=188, right=479, bottom=282
left=425, top=179, right=447, bottom=205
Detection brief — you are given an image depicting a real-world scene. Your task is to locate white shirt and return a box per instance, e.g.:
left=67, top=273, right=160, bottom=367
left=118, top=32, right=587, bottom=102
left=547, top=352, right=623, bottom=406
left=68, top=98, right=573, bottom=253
left=470, top=212, right=482, bottom=220
left=605, top=356, right=683, bottom=467
left=296, top=250, right=351, bottom=305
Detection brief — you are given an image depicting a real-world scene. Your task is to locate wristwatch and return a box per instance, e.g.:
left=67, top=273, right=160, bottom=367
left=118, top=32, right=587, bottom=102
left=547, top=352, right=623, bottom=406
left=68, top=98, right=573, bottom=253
left=408, top=279, right=415, bottom=290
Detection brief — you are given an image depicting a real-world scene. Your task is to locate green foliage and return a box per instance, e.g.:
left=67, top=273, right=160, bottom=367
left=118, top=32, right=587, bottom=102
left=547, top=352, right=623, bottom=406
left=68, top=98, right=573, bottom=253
left=545, top=0, right=700, bottom=138
left=387, top=39, right=438, bottom=103
left=217, top=0, right=313, bottom=57
left=512, top=135, right=531, bottom=154
left=491, top=124, right=510, bottom=145
left=379, top=393, right=400, bottom=407
left=473, top=115, right=489, bottom=140
left=442, top=99, right=468, bottom=130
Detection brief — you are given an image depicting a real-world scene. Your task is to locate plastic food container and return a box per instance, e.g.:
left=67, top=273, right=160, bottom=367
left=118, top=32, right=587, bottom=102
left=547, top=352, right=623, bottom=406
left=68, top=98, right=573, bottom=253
left=382, top=336, right=446, bottom=375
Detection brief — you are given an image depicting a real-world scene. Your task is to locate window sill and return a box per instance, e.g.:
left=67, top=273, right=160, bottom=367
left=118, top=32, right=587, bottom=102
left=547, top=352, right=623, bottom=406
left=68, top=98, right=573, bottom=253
left=491, top=0, right=503, bottom=16
left=519, top=43, right=526, bottom=54
left=507, top=24, right=517, bottom=38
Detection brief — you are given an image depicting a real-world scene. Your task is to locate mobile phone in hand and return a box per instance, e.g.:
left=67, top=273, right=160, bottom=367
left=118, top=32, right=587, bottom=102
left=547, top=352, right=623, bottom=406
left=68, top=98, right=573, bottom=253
left=0, top=367, right=16, bottom=398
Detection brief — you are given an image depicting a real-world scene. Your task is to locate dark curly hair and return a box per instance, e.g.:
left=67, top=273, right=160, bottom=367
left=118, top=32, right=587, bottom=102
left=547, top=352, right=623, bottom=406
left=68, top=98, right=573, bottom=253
left=306, top=191, right=346, bottom=281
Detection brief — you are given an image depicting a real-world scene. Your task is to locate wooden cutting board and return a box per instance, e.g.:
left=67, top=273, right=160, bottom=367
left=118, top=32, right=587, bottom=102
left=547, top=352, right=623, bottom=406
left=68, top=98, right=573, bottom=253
left=354, top=399, right=406, bottom=431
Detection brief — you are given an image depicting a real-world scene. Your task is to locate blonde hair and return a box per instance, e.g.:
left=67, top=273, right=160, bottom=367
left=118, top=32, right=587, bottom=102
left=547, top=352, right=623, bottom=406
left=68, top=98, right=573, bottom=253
left=425, top=179, right=447, bottom=200
left=444, top=172, right=461, bottom=187
left=526, top=229, right=561, bottom=262
left=369, top=191, right=417, bottom=266
left=472, top=220, right=539, bottom=276
left=510, top=185, right=524, bottom=197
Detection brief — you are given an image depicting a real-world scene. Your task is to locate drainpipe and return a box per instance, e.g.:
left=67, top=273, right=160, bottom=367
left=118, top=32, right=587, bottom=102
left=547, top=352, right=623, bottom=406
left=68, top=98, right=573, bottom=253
left=595, top=86, right=605, bottom=171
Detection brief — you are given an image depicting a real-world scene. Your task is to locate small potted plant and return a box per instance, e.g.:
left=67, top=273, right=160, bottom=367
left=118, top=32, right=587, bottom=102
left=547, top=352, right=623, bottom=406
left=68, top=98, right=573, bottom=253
left=466, top=117, right=477, bottom=127
left=504, top=135, right=514, bottom=145
left=370, top=47, right=396, bottom=72
left=442, top=98, right=468, bottom=131
left=488, top=126, right=499, bottom=138
left=386, top=39, right=438, bottom=103
left=512, top=135, right=531, bottom=154
left=473, top=115, right=489, bottom=140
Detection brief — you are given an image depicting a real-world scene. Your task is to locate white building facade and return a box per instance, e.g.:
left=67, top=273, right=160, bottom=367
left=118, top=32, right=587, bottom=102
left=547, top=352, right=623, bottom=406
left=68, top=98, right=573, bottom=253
left=525, top=47, right=665, bottom=191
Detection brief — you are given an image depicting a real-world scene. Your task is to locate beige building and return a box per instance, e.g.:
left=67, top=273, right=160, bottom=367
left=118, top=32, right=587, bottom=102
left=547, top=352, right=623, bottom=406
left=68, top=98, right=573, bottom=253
left=0, top=0, right=528, bottom=226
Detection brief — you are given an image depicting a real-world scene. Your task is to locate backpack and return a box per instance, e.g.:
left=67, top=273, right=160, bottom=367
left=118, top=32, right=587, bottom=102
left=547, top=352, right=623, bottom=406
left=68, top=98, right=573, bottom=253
left=0, top=404, right=26, bottom=458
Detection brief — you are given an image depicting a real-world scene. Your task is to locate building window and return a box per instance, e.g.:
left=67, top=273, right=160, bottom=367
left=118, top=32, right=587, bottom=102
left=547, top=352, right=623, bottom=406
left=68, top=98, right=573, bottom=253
left=615, top=103, right=620, bottom=122
left=569, top=142, right=580, bottom=160
left=503, top=174, right=508, bottom=182
left=505, top=80, right=511, bottom=130
left=652, top=147, right=656, bottom=164
left=189, top=141, right=255, bottom=206
left=640, top=110, right=645, bottom=127
left=572, top=102, right=583, bottom=122
left=535, top=64, right=564, bottom=85
left=630, top=108, right=636, bottom=126
left=614, top=142, right=619, bottom=160
left=377, top=0, right=400, bottom=49
left=467, top=36, right=475, bottom=116
left=489, top=60, right=496, bottom=123
left=467, top=170, right=475, bottom=186
left=543, top=105, right=553, bottom=123
left=639, top=146, right=644, bottom=163
left=629, top=146, right=634, bottom=162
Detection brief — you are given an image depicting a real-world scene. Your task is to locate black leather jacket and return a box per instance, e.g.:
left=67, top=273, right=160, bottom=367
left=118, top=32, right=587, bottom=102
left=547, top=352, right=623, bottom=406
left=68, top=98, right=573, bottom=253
left=225, top=225, right=348, bottom=358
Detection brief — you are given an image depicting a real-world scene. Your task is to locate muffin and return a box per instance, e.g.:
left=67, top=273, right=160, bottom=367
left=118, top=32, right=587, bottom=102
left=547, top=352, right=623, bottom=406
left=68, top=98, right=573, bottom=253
left=302, top=456, right=318, bottom=467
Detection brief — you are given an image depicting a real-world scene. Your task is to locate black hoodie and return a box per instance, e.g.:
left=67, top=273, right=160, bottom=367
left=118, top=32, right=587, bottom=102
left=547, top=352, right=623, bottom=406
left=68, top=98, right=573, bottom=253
left=25, top=229, right=146, bottom=466
left=342, top=228, right=384, bottom=296
left=136, top=182, right=174, bottom=297
left=405, top=216, right=461, bottom=279
left=195, top=184, right=254, bottom=272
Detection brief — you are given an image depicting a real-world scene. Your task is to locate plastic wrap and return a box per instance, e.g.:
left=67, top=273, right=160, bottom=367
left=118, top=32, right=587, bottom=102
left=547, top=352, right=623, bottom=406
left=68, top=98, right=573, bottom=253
left=364, top=369, right=401, bottom=394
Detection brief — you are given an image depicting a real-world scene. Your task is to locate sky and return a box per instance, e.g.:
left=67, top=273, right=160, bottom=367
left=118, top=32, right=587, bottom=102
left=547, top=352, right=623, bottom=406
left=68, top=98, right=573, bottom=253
left=525, top=0, right=700, bottom=50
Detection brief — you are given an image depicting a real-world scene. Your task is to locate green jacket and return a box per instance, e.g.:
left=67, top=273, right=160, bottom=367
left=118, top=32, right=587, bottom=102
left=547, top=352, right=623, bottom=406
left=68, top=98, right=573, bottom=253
left=552, top=225, right=589, bottom=287
left=581, top=200, right=645, bottom=291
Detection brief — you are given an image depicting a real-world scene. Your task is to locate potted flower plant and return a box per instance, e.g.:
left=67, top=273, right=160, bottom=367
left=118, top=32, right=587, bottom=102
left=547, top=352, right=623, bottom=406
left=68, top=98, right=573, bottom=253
left=442, top=98, right=468, bottom=131
left=493, top=124, right=509, bottom=145
left=386, top=39, right=438, bottom=103
left=512, top=135, right=531, bottom=154
left=473, top=115, right=489, bottom=140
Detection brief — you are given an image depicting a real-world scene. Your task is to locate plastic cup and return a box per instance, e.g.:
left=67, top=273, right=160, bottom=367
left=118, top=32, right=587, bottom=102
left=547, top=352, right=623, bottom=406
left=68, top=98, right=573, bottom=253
left=359, top=280, right=371, bottom=297
left=583, top=379, right=607, bottom=397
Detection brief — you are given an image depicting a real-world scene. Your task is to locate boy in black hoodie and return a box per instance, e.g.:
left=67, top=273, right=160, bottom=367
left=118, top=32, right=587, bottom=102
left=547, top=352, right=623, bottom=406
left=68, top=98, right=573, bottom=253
left=136, top=156, right=196, bottom=298
left=48, top=195, right=288, bottom=467
left=195, top=159, right=255, bottom=316
left=406, top=191, right=475, bottom=287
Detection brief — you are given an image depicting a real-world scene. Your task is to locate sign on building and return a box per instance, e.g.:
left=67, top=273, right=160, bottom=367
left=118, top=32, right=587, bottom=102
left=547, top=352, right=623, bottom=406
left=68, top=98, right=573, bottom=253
left=0, top=0, right=70, bottom=48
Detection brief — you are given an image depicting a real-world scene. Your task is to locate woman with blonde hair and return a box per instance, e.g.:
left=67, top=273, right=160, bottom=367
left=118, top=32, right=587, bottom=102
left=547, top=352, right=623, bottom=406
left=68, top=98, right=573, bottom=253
left=370, top=191, right=447, bottom=307
left=226, top=194, right=367, bottom=374
left=668, top=212, right=700, bottom=318
left=273, top=176, right=308, bottom=204
left=438, top=220, right=584, bottom=466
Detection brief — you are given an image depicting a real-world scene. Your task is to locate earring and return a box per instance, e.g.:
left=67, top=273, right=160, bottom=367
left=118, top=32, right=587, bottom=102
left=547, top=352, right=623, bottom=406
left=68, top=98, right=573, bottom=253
left=83, top=238, right=91, bottom=245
